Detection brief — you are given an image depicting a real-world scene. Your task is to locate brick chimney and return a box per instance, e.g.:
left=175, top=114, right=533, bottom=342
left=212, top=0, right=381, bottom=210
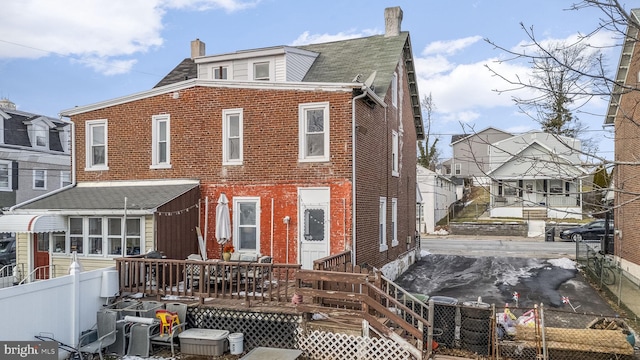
left=191, top=39, right=205, bottom=59
left=384, top=7, right=403, bottom=37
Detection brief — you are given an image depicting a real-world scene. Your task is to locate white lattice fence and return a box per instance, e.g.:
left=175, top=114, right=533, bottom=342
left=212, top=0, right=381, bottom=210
left=297, top=329, right=413, bottom=360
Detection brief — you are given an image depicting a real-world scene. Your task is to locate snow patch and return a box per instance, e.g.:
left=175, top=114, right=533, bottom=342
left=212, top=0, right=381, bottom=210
left=547, top=257, right=576, bottom=270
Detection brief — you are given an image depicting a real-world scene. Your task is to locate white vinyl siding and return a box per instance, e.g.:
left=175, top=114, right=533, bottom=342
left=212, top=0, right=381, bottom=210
left=151, top=114, right=171, bottom=169
left=299, top=102, right=330, bottom=162
left=85, top=119, right=108, bottom=171
left=222, top=109, right=243, bottom=165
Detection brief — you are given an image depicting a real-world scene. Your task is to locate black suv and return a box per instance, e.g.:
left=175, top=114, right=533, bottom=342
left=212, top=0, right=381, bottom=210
left=0, top=238, right=16, bottom=266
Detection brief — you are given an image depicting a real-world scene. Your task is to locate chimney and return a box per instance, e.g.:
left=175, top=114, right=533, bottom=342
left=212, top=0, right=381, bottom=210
left=384, top=7, right=403, bottom=37
left=191, top=39, right=205, bottom=59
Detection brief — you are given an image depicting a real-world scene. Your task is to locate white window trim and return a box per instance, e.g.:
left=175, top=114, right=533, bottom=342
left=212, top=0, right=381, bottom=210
left=85, top=119, right=109, bottom=171
left=391, top=72, right=398, bottom=107
left=391, top=198, right=398, bottom=247
left=0, top=160, right=12, bottom=191
left=379, top=197, right=388, bottom=252
left=233, top=197, right=261, bottom=255
left=298, top=102, right=330, bottom=162
left=222, top=108, right=243, bottom=165
left=248, top=58, right=274, bottom=81
left=211, top=62, right=232, bottom=80
left=60, top=170, right=71, bottom=188
left=150, top=114, right=171, bottom=169
left=454, top=163, right=461, bottom=175
left=392, top=130, right=399, bottom=177
left=31, top=123, right=49, bottom=149
left=54, top=216, right=144, bottom=258
left=33, top=169, right=47, bottom=190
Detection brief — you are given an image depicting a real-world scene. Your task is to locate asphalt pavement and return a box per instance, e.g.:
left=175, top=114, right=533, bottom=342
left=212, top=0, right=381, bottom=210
left=393, top=235, right=619, bottom=319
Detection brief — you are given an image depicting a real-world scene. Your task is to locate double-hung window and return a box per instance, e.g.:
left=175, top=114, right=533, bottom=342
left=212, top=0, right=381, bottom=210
left=60, top=171, right=71, bottom=187
left=392, top=130, right=399, bottom=177
left=0, top=161, right=12, bottom=191
left=299, top=102, right=330, bottom=162
left=85, top=120, right=108, bottom=170
left=233, top=197, right=260, bottom=254
left=379, top=197, right=387, bottom=251
left=33, top=169, right=46, bottom=190
left=34, top=123, right=49, bottom=148
left=391, top=198, right=398, bottom=246
left=151, top=114, right=171, bottom=169
left=213, top=65, right=229, bottom=80
left=222, top=109, right=243, bottom=165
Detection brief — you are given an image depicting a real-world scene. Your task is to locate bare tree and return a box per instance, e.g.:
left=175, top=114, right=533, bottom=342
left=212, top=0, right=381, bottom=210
left=418, top=93, right=441, bottom=171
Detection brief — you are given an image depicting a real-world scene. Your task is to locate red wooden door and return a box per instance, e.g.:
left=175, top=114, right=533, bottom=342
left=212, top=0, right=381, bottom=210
left=33, top=234, right=50, bottom=279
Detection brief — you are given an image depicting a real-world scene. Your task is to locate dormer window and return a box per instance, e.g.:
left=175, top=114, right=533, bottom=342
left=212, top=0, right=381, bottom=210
left=214, top=66, right=228, bottom=80
left=253, top=62, right=270, bottom=81
left=35, top=124, right=48, bottom=147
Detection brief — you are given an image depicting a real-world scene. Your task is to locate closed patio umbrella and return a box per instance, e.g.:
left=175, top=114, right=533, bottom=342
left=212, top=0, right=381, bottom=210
left=215, top=193, right=231, bottom=252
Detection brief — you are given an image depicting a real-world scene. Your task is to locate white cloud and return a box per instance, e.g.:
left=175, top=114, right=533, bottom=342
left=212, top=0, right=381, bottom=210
left=421, top=36, right=483, bottom=56
left=161, top=0, right=259, bottom=12
left=0, top=0, right=256, bottom=75
left=290, top=29, right=380, bottom=46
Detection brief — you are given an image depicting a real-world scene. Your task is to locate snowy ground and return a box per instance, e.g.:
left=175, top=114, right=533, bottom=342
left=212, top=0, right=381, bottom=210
left=394, top=253, right=615, bottom=315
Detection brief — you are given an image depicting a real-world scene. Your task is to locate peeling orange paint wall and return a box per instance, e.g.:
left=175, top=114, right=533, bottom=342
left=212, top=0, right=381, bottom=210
left=201, top=182, right=352, bottom=264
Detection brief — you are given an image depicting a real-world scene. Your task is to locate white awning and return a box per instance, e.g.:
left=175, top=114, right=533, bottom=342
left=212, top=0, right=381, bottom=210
left=0, top=214, right=66, bottom=233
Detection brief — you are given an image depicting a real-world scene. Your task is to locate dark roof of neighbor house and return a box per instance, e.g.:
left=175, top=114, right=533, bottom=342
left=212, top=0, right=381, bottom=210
left=19, top=181, right=199, bottom=211
left=154, top=58, right=197, bottom=88
left=1, top=108, right=68, bottom=152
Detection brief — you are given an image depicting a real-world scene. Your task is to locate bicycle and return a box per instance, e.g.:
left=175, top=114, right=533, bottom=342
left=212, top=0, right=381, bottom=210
left=586, top=248, right=616, bottom=285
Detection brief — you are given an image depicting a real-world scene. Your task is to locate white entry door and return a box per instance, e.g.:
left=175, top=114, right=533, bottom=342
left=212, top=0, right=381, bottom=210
left=298, top=188, right=330, bottom=270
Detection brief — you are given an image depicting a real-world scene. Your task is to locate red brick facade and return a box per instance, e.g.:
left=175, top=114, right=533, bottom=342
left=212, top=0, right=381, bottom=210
left=69, top=81, right=417, bottom=268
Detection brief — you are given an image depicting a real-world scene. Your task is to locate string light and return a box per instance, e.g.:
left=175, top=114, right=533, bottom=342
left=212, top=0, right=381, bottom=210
left=156, top=203, right=199, bottom=216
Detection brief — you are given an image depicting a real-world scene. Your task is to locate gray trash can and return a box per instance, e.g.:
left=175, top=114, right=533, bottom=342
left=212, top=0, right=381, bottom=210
left=430, top=296, right=458, bottom=348
left=545, top=227, right=555, bottom=242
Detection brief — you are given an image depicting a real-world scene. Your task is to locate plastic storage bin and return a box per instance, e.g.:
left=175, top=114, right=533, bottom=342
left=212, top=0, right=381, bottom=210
left=178, top=328, right=229, bottom=356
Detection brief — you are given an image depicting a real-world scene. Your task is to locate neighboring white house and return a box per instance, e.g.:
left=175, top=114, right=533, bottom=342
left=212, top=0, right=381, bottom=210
left=416, top=165, right=458, bottom=233
left=487, top=131, right=585, bottom=220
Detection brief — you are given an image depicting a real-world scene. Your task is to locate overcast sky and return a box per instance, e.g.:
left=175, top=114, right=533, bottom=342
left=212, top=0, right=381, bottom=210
left=0, top=0, right=622, bottom=160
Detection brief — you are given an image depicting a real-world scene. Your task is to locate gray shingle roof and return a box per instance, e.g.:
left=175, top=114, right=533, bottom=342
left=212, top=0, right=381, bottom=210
left=2, top=109, right=68, bottom=152
left=298, top=32, right=409, bottom=98
left=154, top=58, right=197, bottom=88
left=19, top=182, right=199, bottom=211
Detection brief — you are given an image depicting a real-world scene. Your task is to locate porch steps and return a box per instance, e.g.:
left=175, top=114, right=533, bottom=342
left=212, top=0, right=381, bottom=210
left=524, top=209, right=547, bottom=220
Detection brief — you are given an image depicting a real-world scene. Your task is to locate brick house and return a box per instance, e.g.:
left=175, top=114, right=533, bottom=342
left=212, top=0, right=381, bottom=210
left=603, top=8, right=640, bottom=278
left=5, top=7, right=423, bottom=277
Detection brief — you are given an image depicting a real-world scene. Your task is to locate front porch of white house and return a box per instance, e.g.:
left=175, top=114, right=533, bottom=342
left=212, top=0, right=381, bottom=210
left=489, top=178, right=582, bottom=220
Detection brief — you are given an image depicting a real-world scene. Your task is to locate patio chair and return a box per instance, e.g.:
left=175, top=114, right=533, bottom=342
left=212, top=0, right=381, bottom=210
left=242, top=256, right=272, bottom=290
left=78, top=310, right=117, bottom=360
left=150, top=302, right=187, bottom=356
left=138, top=300, right=165, bottom=318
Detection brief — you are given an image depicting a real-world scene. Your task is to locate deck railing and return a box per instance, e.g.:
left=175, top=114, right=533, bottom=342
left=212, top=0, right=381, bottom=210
left=115, top=257, right=300, bottom=305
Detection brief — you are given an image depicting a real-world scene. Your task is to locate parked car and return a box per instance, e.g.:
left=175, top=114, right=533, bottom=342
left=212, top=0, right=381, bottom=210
left=0, top=237, right=16, bottom=266
left=559, top=220, right=613, bottom=242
